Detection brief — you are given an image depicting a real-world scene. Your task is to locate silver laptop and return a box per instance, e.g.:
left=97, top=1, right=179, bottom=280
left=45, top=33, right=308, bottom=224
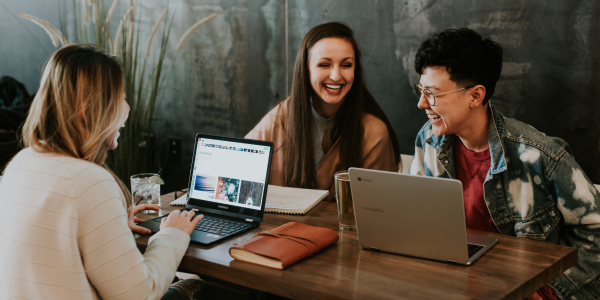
left=348, top=168, right=497, bottom=265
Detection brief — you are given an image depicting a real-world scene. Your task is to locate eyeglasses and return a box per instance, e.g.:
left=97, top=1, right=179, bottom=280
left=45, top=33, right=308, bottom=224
left=414, top=84, right=475, bottom=106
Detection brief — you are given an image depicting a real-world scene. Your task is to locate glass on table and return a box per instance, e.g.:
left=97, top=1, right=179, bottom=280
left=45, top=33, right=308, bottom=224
left=130, top=173, right=162, bottom=214
left=334, top=170, right=356, bottom=230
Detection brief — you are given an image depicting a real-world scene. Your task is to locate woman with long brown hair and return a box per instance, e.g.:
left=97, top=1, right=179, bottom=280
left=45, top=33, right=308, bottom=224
left=0, top=44, right=202, bottom=299
left=246, top=22, right=400, bottom=200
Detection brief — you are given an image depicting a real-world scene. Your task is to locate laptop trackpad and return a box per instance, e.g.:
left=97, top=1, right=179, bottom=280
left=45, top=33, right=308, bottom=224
left=466, top=234, right=498, bottom=248
left=190, top=230, right=221, bottom=244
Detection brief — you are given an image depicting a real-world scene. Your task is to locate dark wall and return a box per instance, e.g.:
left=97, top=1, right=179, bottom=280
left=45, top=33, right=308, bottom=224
left=286, top=0, right=600, bottom=182
left=0, top=1, right=59, bottom=94
left=1, top=0, right=599, bottom=186
left=151, top=0, right=285, bottom=189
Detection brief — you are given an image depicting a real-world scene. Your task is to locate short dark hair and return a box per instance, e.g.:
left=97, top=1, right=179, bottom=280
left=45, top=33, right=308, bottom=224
left=414, top=28, right=503, bottom=104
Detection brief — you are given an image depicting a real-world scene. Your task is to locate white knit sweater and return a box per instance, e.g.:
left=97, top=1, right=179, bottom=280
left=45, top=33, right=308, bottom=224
left=0, top=148, right=190, bottom=300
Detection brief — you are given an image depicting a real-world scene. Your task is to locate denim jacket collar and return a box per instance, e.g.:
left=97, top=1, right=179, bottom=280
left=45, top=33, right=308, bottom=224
left=487, top=104, right=507, bottom=175
left=425, top=103, right=507, bottom=177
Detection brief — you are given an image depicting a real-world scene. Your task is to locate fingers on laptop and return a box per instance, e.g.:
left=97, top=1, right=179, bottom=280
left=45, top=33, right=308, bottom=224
left=164, top=209, right=202, bottom=223
left=187, top=211, right=203, bottom=224
left=192, top=214, right=203, bottom=226
left=183, top=210, right=201, bottom=223
left=185, top=210, right=194, bottom=219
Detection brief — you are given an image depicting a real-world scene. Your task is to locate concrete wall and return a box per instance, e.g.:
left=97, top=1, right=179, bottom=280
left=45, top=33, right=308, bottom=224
left=286, top=0, right=600, bottom=182
left=1, top=0, right=599, bottom=187
left=0, top=1, right=60, bottom=94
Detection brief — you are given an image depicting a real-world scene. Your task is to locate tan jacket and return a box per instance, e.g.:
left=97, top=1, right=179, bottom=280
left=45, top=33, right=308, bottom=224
left=246, top=99, right=398, bottom=201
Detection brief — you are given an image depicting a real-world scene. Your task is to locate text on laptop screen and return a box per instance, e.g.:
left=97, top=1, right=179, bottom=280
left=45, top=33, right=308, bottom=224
left=189, top=138, right=270, bottom=211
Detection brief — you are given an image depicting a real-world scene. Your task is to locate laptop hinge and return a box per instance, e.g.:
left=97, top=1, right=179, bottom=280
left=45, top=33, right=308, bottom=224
left=245, top=218, right=253, bottom=222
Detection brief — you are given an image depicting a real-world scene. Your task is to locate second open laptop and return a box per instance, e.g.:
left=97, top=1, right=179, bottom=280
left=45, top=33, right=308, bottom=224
left=348, top=168, right=497, bottom=265
left=139, top=134, right=273, bottom=246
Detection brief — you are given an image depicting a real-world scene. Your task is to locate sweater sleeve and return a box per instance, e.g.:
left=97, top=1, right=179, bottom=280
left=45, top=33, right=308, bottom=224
left=361, top=115, right=398, bottom=173
left=77, top=172, right=190, bottom=300
left=546, top=152, right=600, bottom=299
left=245, top=119, right=271, bottom=141
left=245, top=105, right=280, bottom=142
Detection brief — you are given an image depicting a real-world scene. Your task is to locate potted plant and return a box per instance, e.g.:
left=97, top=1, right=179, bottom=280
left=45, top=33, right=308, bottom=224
left=18, top=0, right=216, bottom=186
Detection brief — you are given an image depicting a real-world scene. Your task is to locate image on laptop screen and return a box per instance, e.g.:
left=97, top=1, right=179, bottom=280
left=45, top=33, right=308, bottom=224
left=187, top=136, right=271, bottom=218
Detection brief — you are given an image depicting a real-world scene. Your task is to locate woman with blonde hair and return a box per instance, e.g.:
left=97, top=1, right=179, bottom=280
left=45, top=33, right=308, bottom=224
left=0, top=44, right=203, bottom=299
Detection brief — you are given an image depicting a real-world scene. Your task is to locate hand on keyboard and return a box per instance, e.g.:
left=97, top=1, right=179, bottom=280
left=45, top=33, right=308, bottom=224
left=161, top=209, right=204, bottom=235
left=129, top=204, right=161, bottom=235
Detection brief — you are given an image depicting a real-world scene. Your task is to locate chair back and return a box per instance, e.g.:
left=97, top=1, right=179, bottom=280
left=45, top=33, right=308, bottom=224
left=399, top=154, right=413, bottom=174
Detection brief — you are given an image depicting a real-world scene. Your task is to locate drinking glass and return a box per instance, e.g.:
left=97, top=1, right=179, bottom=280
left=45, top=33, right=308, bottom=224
left=130, top=173, right=161, bottom=214
left=334, top=171, right=356, bottom=230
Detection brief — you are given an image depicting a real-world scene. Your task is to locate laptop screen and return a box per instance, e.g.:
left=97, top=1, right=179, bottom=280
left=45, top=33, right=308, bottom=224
left=186, top=134, right=273, bottom=221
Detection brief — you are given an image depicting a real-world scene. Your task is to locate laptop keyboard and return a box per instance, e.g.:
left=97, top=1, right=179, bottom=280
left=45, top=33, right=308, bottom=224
left=194, top=215, right=253, bottom=236
left=152, top=214, right=253, bottom=236
left=467, top=243, right=484, bottom=258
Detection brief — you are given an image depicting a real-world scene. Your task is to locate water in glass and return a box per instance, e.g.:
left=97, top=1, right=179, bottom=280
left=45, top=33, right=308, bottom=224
left=131, top=174, right=160, bottom=214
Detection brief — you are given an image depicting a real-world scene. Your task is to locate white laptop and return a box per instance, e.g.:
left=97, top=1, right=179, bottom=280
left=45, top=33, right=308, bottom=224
left=348, top=168, right=498, bottom=265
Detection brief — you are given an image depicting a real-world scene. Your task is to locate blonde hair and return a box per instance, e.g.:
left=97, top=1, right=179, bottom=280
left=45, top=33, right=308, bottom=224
left=22, top=44, right=131, bottom=209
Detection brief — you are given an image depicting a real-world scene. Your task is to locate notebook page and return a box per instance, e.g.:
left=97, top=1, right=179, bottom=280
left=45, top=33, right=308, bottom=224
left=265, top=185, right=328, bottom=213
left=170, top=194, right=187, bottom=206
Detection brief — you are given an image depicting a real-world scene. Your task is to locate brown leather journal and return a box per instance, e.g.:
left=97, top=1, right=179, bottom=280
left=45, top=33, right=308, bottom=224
left=229, top=222, right=339, bottom=269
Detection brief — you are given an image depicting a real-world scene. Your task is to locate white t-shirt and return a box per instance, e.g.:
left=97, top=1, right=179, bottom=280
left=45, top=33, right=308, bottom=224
left=0, top=148, right=190, bottom=299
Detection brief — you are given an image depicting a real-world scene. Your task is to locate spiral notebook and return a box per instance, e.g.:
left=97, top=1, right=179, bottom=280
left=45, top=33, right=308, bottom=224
left=170, top=194, right=187, bottom=206
left=264, top=185, right=328, bottom=215
left=171, top=185, right=328, bottom=214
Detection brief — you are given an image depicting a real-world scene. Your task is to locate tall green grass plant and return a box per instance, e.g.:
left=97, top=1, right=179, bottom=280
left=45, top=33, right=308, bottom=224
left=18, top=0, right=216, bottom=186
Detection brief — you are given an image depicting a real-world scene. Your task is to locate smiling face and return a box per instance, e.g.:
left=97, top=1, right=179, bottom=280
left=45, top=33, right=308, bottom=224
left=107, top=89, right=130, bottom=150
left=308, top=37, right=355, bottom=116
left=418, top=66, right=473, bottom=136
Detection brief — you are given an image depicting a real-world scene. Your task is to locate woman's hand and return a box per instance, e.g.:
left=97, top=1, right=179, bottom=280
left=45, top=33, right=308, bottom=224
left=128, top=204, right=160, bottom=235
left=160, top=209, right=203, bottom=235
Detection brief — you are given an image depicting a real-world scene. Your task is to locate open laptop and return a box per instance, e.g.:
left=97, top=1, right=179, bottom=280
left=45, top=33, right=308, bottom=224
left=139, top=134, right=273, bottom=246
left=348, top=168, right=497, bottom=265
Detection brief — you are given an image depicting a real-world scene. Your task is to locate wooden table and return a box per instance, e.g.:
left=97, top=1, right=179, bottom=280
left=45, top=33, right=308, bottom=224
left=135, top=191, right=577, bottom=300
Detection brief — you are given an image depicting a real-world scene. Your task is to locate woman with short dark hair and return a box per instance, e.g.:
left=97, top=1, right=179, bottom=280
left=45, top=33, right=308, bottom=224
left=247, top=22, right=399, bottom=200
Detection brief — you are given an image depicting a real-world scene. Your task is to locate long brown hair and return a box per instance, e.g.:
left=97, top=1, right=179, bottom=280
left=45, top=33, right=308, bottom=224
left=22, top=44, right=131, bottom=209
left=284, top=22, right=400, bottom=188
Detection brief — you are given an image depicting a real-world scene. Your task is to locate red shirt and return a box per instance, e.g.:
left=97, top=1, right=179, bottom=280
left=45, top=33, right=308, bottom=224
left=453, top=136, right=557, bottom=300
left=453, top=136, right=498, bottom=233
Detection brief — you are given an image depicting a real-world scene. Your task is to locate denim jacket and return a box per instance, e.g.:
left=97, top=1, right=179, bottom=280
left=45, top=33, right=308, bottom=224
left=409, top=104, right=600, bottom=300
